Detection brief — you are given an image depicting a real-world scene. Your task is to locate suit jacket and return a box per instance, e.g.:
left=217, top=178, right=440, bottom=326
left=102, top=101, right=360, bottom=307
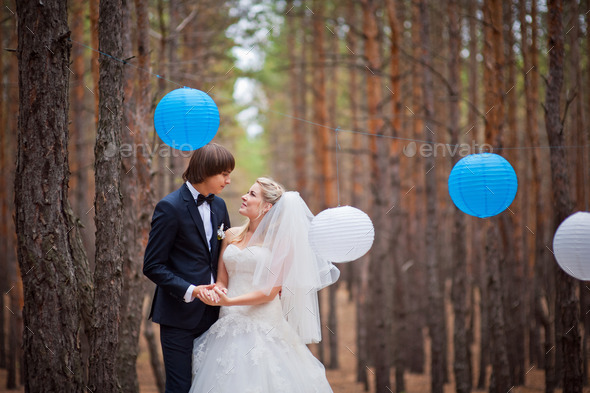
left=143, top=183, right=231, bottom=329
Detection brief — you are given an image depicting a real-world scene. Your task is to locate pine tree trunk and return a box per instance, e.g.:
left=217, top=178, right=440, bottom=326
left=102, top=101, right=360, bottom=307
left=88, top=0, right=124, bottom=390
left=115, top=0, right=152, bottom=391
left=484, top=1, right=512, bottom=392
left=362, top=1, right=394, bottom=391
left=545, top=1, right=583, bottom=392
left=15, top=1, right=87, bottom=390
left=288, top=0, right=306, bottom=195
left=418, top=1, right=444, bottom=392
left=385, top=1, right=405, bottom=391
left=448, top=0, right=470, bottom=391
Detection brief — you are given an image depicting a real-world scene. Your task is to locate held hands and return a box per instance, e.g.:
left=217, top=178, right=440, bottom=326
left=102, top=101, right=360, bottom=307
left=196, top=284, right=230, bottom=306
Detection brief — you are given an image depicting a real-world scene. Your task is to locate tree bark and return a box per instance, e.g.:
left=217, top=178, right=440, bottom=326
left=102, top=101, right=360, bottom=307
left=448, top=0, right=470, bottom=391
left=482, top=0, right=511, bottom=392
left=385, top=1, right=405, bottom=391
left=115, top=0, right=152, bottom=391
left=362, top=0, right=394, bottom=391
left=418, top=1, right=444, bottom=392
left=288, top=0, right=306, bottom=196
left=15, top=0, right=87, bottom=390
left=88, top=0, right=124, bottom=390
left=545, top=1, right=583, bottom=392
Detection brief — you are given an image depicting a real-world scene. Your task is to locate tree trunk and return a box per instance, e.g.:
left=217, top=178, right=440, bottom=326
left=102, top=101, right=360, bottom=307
left=362, top=1, right=394, bottom=392
left=346, top=2, right=369, bottom=388
left=503, top=1, right=525, bottom=386
left=448, top=0, right=470, bottom=391
left=116, top=0, right=152, bottom=391
left=482, top=0, right=511, bottom=391
left=385, top=1, right=405, bottom=391
left=418, top=1, right=444, bottom=392
left=15, top=1, right=87, bottom=390
left=88, top=0, right=124, bottom=390
left=545, top=1, right=583, bottom=392
left=288, top=0, right=306, bottom=195
left=144, top=300, right=165, bottom=393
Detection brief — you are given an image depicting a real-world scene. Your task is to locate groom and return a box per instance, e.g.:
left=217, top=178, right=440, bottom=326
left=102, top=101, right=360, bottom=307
left=143, top=143, right=234, bottom=393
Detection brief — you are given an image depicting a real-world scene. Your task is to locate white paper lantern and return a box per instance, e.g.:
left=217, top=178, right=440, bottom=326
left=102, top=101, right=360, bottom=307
left=308, top=206, right=375, bottom=263
left=553, top=211, right=590, bottom=280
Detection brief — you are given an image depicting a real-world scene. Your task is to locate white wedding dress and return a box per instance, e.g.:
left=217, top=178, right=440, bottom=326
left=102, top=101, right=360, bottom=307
left=189, top=244, right=333, bottom=393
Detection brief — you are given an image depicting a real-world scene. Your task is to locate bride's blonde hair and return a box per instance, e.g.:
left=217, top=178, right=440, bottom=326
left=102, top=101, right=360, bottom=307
left=232, top=177, right=285, bottom=244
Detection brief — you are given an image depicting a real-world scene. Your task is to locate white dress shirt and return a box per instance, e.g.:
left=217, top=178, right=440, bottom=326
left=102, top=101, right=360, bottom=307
left=184, top=181, right=215, bottom=303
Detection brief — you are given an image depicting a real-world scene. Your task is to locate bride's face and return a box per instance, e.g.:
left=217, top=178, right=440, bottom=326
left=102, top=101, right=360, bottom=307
left=239, top=183, right=269, bottom=220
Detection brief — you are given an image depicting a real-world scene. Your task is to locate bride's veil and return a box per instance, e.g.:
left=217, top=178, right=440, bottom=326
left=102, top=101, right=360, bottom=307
left=248, top=191, right=340, bottom=344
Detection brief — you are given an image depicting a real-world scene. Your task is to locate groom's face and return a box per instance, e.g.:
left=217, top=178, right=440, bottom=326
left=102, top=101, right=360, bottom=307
left=203, top=171, right=232, bottom=194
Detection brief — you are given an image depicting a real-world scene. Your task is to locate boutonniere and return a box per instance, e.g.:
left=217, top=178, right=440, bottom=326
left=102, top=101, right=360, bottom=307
left=217, top=223, right=226, bottom=240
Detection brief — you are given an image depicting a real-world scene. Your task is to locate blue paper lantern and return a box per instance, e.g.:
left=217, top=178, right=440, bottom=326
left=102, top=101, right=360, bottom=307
left=448, top=153, right=518, bottom=218
left=154, top=87, right=220, bottom=151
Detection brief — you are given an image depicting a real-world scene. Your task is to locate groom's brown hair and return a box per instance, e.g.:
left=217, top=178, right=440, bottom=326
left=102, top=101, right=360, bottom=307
left=183, top=143, right=235, bottom=184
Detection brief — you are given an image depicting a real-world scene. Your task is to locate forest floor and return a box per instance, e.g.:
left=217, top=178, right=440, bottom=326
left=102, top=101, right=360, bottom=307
left=1, top=286, right=589, bottom=392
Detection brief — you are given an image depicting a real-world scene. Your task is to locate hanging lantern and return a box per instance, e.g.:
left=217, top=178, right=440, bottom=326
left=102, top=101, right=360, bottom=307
left=447, top=153, right=518, bottom=218
left=553, top=211, right=590, bottom=280
left=308, top=206, right=374, bottom=263
left=154, top=87, right=220, bottom=151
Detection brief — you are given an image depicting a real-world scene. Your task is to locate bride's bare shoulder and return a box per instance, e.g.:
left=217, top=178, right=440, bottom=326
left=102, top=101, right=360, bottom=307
left=224, top=227, right=241, bottom=243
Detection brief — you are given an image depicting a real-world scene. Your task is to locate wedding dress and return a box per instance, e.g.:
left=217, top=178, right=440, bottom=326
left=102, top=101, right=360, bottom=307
left=189, top=244, right=333, bottom=393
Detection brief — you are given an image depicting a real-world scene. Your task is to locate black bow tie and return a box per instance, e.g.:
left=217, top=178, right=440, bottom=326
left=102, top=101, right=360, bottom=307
left=196, top=193, right=215, bottom=206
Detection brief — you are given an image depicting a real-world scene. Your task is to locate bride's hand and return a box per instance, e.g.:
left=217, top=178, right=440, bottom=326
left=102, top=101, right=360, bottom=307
left=213, top=286, right=232, bottom=306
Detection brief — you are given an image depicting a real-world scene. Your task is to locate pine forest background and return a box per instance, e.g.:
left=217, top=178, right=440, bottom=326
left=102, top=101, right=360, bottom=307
left=1, top=0, right=590, bottom=392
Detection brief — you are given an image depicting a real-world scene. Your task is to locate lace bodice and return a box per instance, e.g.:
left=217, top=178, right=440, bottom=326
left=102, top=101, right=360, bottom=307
left=219, top=244, right=283, bottom=323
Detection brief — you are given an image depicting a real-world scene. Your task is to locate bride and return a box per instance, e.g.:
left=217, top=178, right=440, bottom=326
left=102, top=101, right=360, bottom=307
left=189, top=177, right=339, bottom=393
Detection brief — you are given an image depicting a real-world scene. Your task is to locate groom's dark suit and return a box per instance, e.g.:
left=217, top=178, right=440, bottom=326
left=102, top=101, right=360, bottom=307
left=144, top=183, right=230, bottom=393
